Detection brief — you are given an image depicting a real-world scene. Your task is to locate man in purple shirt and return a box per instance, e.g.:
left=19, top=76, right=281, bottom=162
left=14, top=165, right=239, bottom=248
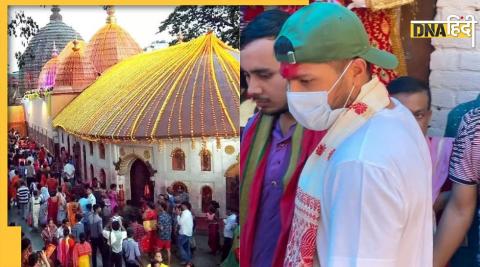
left=240, top=10, right=325, bottom=267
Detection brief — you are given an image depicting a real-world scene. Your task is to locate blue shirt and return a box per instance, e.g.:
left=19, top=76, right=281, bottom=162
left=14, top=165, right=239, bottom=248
left=122, top=238, right=141, bottom=264
left=78, top=198, right=90, bottom=213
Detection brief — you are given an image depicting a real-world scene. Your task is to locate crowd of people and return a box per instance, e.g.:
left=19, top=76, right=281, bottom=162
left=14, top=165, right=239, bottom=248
left=8, top=130, right=238, bottom=267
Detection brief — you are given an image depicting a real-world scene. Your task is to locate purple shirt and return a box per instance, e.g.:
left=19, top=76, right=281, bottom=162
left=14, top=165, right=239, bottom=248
left=250, top=118, right=295, bottom=267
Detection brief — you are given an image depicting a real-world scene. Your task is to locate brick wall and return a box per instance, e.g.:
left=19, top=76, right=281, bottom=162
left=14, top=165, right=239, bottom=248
left=428, top=0, right=480, bottom=136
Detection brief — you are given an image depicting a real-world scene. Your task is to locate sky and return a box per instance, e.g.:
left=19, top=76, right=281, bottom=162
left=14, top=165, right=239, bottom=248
left=8, top=5, right=176, bottom=72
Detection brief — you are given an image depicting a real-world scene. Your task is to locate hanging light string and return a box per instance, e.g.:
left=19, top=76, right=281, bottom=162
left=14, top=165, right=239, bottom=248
left=53, top=33, right=240, bottom=144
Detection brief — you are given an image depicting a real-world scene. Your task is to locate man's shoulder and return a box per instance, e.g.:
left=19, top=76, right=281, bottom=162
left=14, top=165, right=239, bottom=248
left=462, top=108, right=480, bottom=130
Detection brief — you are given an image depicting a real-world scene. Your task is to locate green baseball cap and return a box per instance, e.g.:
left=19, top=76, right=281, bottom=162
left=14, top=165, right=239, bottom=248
left=274, top=2, right=398, bottom=69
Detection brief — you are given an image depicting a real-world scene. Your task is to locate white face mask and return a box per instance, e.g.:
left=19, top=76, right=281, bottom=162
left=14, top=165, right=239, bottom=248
left=287, top=60, right=355, bottom=131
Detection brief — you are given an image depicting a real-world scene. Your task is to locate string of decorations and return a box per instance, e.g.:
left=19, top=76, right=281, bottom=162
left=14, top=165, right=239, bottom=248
left=53, top=33, right=240, bottom=145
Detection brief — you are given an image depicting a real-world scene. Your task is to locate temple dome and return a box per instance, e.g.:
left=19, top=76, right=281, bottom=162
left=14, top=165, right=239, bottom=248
left=85, top=6, right=143, bottom=74
left=19, top=6, right=83, bottom=94
left=53, top=33, right=240, bottom=143
left=53, top=39, right=98, bottom=93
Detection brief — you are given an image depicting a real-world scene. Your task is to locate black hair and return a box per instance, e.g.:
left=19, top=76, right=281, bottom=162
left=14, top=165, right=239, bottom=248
left=79, top=232, right=86, bottom=243
left=240, top=9, right=291, bottom=49
left=387, top=76, right=431, bottom=110
left=127, top=227, right=134, bottom=238
left=93, top=204, right=100, bottom=211
left=76, top=213, right=83, bottom=221
left=181, top=201, right=191, bottom=210
left=147, top=201, right=155, bottom=209
left=21, top=238, right=31, bottom=251
left=63, top=227, right=70, bottom=237
left=27, top=253, right=39, bottom=266
left=112, top=220, right=120, bottom=231
left=62, top=218, right=68, bottom=225
left=86, top=203, right=92, bottom=211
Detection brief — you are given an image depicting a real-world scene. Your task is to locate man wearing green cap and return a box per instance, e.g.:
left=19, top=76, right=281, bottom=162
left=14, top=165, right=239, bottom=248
left=274, top=3, right=432, bottom=266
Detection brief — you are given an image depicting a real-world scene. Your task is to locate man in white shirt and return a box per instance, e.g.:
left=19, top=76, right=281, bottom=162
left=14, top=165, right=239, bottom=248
left=87, top=186, right=96, bottom=206
left=222, top=210, right=238, bottom=260
left=26, top=154, right=34, bottom=166
left=9, top=166, right=16, bottom=182
left=103, top=220, right=127, bottom=267
left=63, top=161, right=75, bottom=182
left=176, top=202, right=194, bottom=265
left=274, top=3, right=432, bottom=266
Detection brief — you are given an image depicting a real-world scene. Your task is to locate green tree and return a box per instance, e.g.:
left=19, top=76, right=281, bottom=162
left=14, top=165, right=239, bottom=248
left=158, top=6, right=239, bottom=48
left=8, top=10, right=40, bottom=70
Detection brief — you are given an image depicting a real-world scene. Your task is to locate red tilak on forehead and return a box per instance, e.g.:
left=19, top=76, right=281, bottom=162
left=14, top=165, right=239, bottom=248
left=280, top=63, right=299, bottom=79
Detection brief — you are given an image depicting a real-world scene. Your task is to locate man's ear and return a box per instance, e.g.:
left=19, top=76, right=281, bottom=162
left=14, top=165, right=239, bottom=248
left=351, top=58, right=368, bottom=84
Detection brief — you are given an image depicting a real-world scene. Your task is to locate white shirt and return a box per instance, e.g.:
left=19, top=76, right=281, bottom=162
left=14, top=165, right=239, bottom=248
left=56, top=226, right=72, bottom=240
left=88, top=193, right=96, bottom=206
left=223, top=214, right=237, bottom=238
left=304, top=99, right=432, bottom=267
left=9, top=170, right=15, bottom=181
left=177, top=209, right=194, bottom=237
left=103, top=229, right=127, bottom=253
left=26, top=156, right=34, bottom=165
left=63, top=163, right=75, bottom=176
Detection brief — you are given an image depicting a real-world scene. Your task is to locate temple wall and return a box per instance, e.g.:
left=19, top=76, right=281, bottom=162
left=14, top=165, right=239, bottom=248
left=428, top=0, right=480, bottom=136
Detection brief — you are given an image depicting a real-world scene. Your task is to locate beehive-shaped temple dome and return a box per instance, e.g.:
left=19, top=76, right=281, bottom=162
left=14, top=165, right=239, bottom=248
left=37, top=43, right=59, bottom=90
left=85, top=6, right=143, bottom=74
left=19, top=6, right=83, bottom=94
left=54, top=39, right=98, bottom=93
left=53, top=33, right=240, bottom=143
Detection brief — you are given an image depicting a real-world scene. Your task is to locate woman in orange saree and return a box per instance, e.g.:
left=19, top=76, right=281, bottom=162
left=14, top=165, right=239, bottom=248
left=67, top=196, right=79, bottom=226
left=72, top=233, right=92, bottom=267
left=57, top=228, right=75, bottom=267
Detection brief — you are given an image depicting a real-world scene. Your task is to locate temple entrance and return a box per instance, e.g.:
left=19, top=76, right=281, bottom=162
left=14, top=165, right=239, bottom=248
left=129, top=158, right=152, bottom=206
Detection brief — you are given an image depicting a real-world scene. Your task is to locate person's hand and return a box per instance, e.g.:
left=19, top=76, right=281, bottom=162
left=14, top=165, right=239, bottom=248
left=39, top=250, right=47, bottom=261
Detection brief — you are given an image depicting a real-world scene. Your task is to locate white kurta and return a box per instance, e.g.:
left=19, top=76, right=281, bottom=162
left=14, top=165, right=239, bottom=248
left=290, top=99, right=432, bottom=267
left=31, top=196, right=41, bottom=228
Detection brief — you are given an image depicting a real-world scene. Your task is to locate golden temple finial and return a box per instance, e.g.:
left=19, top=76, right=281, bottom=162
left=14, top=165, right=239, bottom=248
left=72, top=37, right=79, bottom=51
left=50, top=5, right=62, bottom=21
left=106, top=6, right=117, bottom=24
left=207, top=28, right=214, bottom=34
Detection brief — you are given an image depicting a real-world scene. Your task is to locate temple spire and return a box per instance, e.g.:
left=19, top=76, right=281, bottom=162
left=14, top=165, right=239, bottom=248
left=50, top=5, right=62, bottom=21
left=106, top=6, right=117, bottom=24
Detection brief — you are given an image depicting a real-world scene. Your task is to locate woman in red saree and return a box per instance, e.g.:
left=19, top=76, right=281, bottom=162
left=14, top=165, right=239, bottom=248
left=207, top=204, right=220, bottom=254
left=47, top=192, right=59, bottom=223
left=72, top=233, right=92, bottom=267
left=9, top=173, right=20, bottom=202
left=40, top=172, right=47, bottom=188
left=140, top=202, right=159, bottom=254
left=57, top=228, right=75, bottom=267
